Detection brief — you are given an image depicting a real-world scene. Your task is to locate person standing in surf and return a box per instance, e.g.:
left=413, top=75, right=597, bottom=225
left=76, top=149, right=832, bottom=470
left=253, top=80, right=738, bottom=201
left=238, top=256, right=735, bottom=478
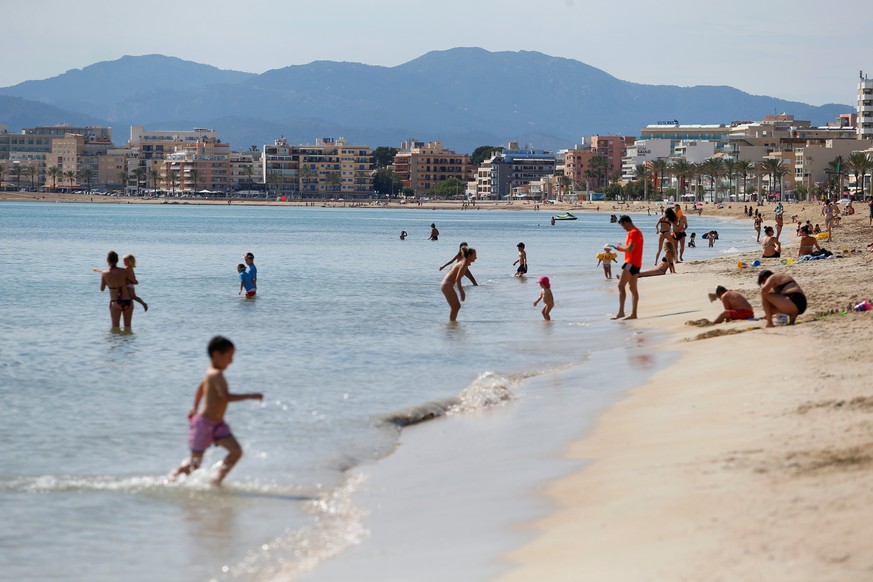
left=171, top=336, right=263, bottom=486
left=440, top=246, right=477, bottom=322
left=612, top=215, right=644, bottom=320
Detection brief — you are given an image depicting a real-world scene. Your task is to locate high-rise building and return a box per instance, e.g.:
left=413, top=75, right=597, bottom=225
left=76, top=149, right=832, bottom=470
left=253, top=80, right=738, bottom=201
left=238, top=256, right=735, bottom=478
left=858, top=71, right=873, bottom=140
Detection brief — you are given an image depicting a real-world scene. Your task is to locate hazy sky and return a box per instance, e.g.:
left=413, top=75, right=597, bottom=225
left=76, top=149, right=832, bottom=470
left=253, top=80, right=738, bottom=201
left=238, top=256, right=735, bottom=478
left=3, top=0, right=871, bottom=106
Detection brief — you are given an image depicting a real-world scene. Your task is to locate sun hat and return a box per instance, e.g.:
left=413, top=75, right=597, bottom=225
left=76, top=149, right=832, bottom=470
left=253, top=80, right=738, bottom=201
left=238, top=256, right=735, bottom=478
left=603, top=244, right=612, bottom=250
left=537, top=276, right=550, bottom=288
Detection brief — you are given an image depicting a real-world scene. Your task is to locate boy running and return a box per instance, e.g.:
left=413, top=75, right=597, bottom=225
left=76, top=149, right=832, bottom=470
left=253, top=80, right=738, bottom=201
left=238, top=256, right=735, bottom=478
left=171, top=336, right=263, bottom=486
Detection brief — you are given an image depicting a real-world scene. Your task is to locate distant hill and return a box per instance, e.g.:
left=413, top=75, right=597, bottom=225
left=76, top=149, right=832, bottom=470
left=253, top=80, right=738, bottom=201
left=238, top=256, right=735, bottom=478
left=0, top=95, right=106, bottom=129
left=0, top=49, right=854, bottom=153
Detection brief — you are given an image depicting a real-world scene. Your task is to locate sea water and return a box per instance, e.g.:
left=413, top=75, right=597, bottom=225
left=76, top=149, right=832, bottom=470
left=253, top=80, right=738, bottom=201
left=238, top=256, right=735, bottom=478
left=0, top=202, right=756, bottom=581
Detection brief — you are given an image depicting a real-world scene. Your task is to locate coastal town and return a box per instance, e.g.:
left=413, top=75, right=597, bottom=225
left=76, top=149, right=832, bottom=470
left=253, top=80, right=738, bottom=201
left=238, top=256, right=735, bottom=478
left=3, top=75, right=873, bottom=203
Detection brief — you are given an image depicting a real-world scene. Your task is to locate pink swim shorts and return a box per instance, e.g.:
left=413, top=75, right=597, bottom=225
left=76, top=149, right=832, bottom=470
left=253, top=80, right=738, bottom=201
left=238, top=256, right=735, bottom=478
left=188, top=414, right=233, bottom=452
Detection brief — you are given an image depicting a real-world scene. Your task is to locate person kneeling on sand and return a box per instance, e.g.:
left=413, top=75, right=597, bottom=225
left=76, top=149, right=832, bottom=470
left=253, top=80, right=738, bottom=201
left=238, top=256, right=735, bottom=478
left=709, top=286, right=755, bottom=323
left=757, top=269, right=807, bottom=327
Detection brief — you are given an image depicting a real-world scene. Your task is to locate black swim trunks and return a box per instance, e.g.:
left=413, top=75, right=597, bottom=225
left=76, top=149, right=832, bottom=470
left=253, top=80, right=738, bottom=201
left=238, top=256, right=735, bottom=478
left=621, top=262, right=641, bottom=276
left=786, top=292, right=807, bottom=315
left=674, top=231, right=686, bottom=240
left=516, top=264, right=528, bottom=274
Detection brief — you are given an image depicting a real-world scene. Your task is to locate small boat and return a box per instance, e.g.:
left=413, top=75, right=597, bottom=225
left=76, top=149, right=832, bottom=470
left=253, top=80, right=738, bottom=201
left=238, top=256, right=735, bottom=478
left=553, top=212, right=577, bottom=221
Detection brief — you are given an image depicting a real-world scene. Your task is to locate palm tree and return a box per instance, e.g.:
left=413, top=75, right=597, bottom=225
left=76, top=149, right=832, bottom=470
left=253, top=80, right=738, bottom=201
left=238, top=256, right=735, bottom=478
left=27, top=164, right=39, bottom=191
left=847, top=151, right=871, bottom=198
left=633, top=164, right=652, bottom=200
left=691, top=162, right=704, bottom=202
left=326, top=171, right=341, bottom=194
left=47, top=166, right=60, bottom=192
left=651, top=158, right=668, bottom=197
left=132, top=166, right=147, bottom=194
left=724, top=158, right=737, bottom=201
left=63, top=170, right=76, bottom=190
left=189, top=169, right=200, bottom=193
left=669, top=159, right=693, bottom=199
left=588, top=155, right=608, bottom=190
left=760, top=158, right=785, bottom=201
left=11, top=163, right=25, bottom=191
left=80, top=169, right=95, bottom=192
left=242, top=164, right=255, bottom=192
left=298, top=164, right=315, bottom=197
left=0, top=162, right=5, bottom=186
left=700, top=158, right=725, bottom=202
left=149, top=168, right=159, bottom=194
left=734, top=160, right=754, bottom=202
left=166, top=169, right=177, bottom=196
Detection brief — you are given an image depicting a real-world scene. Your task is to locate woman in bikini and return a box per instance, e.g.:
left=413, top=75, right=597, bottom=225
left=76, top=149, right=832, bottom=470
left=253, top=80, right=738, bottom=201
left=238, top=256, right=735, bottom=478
left=100, top=250, right=135, bottom=329
left=440, top=246, right=477, bottom=322
left=654, top=207, right=677, bottom=265
left=757, top=269, right=807, bottom=327
left=797, top=226, right=821, bottom=257
left=761, top=226, right=781, bottom=258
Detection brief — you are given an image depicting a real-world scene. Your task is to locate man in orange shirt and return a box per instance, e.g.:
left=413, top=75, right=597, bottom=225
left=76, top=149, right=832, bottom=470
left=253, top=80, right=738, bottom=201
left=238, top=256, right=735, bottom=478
left=612, top=215, right=644, bottom=320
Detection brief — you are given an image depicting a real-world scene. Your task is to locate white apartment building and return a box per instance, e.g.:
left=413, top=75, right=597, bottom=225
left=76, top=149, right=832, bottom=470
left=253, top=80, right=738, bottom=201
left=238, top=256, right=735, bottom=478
left=858, top=72, right=873, bottom=140
left=621, top=139, right=671, bottom=180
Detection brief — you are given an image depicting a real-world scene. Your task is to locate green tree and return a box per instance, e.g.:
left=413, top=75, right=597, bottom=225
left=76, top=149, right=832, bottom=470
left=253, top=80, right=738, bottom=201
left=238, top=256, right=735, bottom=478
left=63, top=170, right=76, bottom=189
left=588, top=155, right=608, bottom=189
left=701, top=157, right=725, bottom=201
left=669, top=159, right=693, bottom=198
left=724, top=158, right=737, bottom=200
left=298, top=164, right=316, bottom=196
left=372, top=146, right=399, bottom=169
left=149, top=168, right=159, bottom=193
left=651, top=158, right=668, bottom=196
left=326, top=171, right=341, bottom=193
left=27, top=164, right=39, bottom=191
left=734, top=160, right=754, bottom=202
left=633, top=163, right=651, bottom=200
left=470, top=145, right=503, bottom=166
left=242, top=164, right=255, bottom=191
left=847, top=151, right=871, bottom=197
left=48, top=166, right=61, bottom=192
left=81, top=169, right=95, bottom=191
left=11, top=163, right=25, bottom=190
left=373, top=168, right=402, bottom=195
left=189, top=169, right=200, bottom=192
left=430, top=177, right=465, bottom=199
left=169, top=169, right=179, bottom=196
left=132, top=166, right=147, bottom=193
left=760, top=158, right=785, bottom=200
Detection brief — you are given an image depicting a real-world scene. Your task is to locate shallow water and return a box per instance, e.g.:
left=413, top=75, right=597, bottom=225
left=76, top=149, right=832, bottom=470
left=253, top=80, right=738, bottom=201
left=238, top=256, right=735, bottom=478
left=0, top=202, right=756, bottom=581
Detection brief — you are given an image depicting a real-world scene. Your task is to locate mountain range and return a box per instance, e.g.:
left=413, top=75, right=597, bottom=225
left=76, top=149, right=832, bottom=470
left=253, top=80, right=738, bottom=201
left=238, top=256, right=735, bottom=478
left=0, top=48, right=854, bottom=153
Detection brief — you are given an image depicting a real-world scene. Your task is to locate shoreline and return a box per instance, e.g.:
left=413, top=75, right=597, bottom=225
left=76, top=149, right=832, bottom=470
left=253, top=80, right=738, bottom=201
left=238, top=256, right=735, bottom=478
left=501, top=205, right=873, bottom=579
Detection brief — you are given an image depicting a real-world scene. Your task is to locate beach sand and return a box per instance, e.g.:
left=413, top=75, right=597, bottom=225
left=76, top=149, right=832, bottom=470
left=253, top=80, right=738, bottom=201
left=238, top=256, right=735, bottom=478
left=502, top=203, right=873, bottom=581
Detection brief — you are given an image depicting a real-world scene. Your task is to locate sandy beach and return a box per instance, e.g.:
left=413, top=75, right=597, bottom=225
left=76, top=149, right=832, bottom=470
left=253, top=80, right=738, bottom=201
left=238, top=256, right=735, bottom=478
left=502, top=202, right=873, bottom=581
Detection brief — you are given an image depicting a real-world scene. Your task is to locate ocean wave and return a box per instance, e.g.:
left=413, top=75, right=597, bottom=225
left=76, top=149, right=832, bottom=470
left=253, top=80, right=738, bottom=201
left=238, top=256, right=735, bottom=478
left=380, top=371, right=518, bottom=429
left=0, top=473, right=316, bottom=499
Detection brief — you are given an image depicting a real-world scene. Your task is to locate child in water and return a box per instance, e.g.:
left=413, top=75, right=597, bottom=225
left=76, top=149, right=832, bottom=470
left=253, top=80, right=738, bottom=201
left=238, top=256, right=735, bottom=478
left=595, top=244, right=618, bottom=279
left=122, top=254, right=148, bottom=312
left=513, top=242, right=528, bottom=277
left=171, top=336, right=263, bottom=486
left=238, top=264, right=256, bottom=298
left=533, top=276, right=554, bottom=320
